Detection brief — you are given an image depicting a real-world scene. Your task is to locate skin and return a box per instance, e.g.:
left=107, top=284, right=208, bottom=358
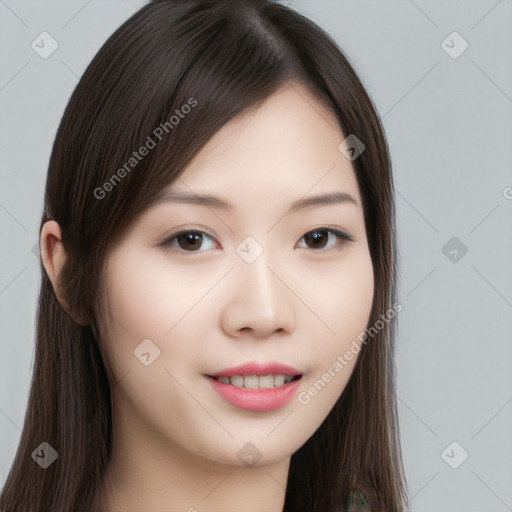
left=41, top=82, right=374, bottom=512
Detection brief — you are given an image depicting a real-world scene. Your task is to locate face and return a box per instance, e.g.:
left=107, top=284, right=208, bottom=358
left=98, top=82, right=374, bottom=469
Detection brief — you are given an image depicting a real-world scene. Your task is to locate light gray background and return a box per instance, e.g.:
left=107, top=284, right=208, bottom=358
left=1, top=1, right=511, bottom=510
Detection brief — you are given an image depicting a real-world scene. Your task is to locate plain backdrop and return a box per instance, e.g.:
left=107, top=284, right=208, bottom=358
left=1, top=1, right=511, bottom=510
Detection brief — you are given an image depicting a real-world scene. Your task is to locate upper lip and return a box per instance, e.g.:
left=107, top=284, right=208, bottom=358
left=208, top=362, right=302, bottom=378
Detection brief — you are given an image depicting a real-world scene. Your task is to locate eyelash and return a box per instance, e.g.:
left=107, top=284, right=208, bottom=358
left=158, top=226, right=355, bottom=256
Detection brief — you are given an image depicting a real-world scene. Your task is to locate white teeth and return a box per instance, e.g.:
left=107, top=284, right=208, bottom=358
left=258, top=375, right=275, bottom=389
left=214, top=374, right=297, bottom=389
left=274, top=375, right=285, bottom=387
left=230, top=375, right=244, bottom=387
left=244, top=375, right=259, bottom=389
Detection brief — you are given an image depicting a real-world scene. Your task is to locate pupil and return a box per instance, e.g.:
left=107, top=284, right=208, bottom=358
left=306, top=230, right=327, bottom=249
left=179, top=232, right=201, bottom=250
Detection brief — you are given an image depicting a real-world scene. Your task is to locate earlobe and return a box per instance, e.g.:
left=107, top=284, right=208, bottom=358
left=40, top=220, right=89, bottom=326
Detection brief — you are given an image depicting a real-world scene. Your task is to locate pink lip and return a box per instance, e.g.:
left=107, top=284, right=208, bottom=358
left=206, top=362, right=303, bottom=412
left=206, top=375, right=302, bottom=412
left=208, top=361, right=302, bottom=378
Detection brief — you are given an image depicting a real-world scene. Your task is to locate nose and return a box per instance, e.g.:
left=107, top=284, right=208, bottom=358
left=219, top=254, right=296, bottom=339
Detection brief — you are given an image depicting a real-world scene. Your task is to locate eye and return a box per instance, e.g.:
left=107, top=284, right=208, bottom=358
left=297, top=227, right=354, bottom=251
left=160, top=229, right=218, bottom=255
left=159, top=226, right=355, bottom=255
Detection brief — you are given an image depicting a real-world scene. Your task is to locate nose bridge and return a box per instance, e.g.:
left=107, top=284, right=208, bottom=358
left=237, top=242, right=281, bottom=309
left=235, top=233, right=276, bottom=290
left=221, top=237, right=296, bottom=336
left=240, top=251, right=282, bottom=304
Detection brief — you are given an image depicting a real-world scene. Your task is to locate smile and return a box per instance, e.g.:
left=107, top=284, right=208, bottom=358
left=206, top=374, right=303, bottom=412
left=210, top=374, right=300, bottom=389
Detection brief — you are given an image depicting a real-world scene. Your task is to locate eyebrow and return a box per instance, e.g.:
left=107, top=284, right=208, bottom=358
left=153, top=189, right=359, bottom=212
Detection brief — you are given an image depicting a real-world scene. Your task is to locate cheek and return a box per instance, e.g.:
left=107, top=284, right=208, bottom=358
left=98, top=252, right=172, bottom=376
left=295, top=248, right=374, bottom=408
left=96, top=253, right=212, bottom=432
left=298, top=248, right=374, bottom=343
left=98, top=250, right=222, bottom=378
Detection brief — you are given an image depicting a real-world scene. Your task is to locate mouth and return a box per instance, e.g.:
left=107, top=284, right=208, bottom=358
left=205, top=371, right=303, bottom=411
left=205, top=361, right=303, bottom=390
left=206, top=373, right=302, bottom=389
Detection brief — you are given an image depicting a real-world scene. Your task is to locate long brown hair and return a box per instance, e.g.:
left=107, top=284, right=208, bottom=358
left=0, top=1, right=408, bottom=510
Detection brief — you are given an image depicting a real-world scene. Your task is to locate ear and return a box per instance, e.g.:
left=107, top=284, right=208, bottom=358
left=40, top=220, right=89, bottom=326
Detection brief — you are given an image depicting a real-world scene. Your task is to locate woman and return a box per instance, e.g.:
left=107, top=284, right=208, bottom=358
left=0, top=0, right=408, bottom=510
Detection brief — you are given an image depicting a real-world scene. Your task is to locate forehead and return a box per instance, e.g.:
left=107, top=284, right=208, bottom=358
left=162, top=83, right=362, bottom=208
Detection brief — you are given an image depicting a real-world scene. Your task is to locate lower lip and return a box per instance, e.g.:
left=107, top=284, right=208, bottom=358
left=206, top=376, right=302, bottom=412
